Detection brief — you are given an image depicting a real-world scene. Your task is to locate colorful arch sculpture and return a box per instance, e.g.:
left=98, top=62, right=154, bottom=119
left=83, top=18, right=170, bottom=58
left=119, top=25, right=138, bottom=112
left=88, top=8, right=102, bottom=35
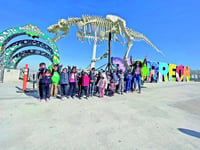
left=9, top=49, right=53, bottom=69
left=0, top=24, right=60, bottom=68
left=3, top=39, right=54, bottom=68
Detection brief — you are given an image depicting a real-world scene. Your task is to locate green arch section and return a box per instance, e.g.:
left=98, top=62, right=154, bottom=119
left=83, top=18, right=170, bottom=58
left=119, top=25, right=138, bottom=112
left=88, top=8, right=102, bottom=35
left=0, top=24, right=60, bottom=64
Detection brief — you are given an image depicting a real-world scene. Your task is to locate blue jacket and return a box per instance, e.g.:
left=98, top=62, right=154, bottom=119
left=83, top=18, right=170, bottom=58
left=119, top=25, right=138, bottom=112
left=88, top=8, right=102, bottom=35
left=112, top=72, right=119, bottom=83
left=40, top=75, right=52, bottom=84
left=60, top=72, right=69, bottom=84
left=37, top=68, right=46, bottom=83
left=126, top=74, right=132, bottom=81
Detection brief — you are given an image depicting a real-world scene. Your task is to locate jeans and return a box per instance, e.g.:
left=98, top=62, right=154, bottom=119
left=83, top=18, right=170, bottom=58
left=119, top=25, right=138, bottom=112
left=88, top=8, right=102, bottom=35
left=81, top=86, right=89, bottom=97
left=89, top=82, right=95, bottom=96
left=69, top=82, right=76, bottom=97
left=41, top=84, right=51, bottom=99
left=118, top=80, right=124, bottom=93
left=60, top=84, right=69, bottom=97
left=39, top=83, right=43, bottom=99
left=134, top=75, right=142, bottom=90
left=126, top=80, right=132, bottom=92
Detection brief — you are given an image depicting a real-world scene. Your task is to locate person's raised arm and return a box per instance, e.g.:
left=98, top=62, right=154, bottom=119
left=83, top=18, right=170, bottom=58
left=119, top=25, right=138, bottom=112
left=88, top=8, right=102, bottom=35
left=142, top=56, right=148, bottom=67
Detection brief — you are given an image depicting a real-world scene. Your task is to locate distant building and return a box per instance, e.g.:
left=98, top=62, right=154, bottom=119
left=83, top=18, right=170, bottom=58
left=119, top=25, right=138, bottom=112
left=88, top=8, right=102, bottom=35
left=190, top=70, right=200, bottom=81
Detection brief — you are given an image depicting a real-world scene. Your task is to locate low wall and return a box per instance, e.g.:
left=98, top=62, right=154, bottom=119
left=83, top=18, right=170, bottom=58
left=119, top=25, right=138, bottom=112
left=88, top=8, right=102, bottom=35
left=3, top=69, right=20, bottom=82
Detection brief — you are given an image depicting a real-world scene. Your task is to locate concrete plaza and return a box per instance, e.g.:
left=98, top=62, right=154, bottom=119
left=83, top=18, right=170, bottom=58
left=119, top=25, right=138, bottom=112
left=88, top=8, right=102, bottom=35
left=0, top=81, right=200, bottom=150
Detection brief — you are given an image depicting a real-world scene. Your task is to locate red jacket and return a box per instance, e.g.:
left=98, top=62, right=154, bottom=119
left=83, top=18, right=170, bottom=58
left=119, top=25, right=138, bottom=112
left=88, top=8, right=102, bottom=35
left=82, top=75, right=90, bottom=86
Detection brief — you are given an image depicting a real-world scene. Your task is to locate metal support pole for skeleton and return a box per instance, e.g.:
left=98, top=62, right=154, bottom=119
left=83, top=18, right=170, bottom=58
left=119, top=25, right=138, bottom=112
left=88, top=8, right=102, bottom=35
left=91, top=29, right=98, bottom=68
left=108, top=32, right=112, bottom=73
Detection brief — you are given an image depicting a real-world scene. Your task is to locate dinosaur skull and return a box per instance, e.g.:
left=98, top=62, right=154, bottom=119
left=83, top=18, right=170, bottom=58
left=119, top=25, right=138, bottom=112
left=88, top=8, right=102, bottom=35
left=58, top=19, right=67, bottom=28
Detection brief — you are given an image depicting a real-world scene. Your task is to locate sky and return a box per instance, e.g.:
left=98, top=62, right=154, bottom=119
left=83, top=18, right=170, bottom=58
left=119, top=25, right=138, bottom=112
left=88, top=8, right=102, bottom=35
left=0, top=0, right=200, bottom=70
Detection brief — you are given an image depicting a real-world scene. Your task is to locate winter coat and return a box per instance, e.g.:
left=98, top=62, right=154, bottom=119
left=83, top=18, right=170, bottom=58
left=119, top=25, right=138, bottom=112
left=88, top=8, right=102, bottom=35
left=118, top=73, right=124, bottom=81
left=69, top=73, right=77, bottom=83
left=60, top=72, right=69, bottom=84
left=82, top=75, right=90, bottom=87
left=40, top=73, right=52, bottom=84
left=126, top=74, right=133, bottom=81
left=110, top=83, right=115, bottom=90
left=89, top=71, right=95, bottom=83
left=112, top=72, right=119, bottom=84
left=51, top=71, right=60, bottom=84
left=95, top=74, right=101, bottom=85
left=37, top=68, right=46, bottom=83
left=106, top=74, right=111, bottom=84
left=97, top=78, right=107, bottom=89
left=48, top=64, right=60, bottom=84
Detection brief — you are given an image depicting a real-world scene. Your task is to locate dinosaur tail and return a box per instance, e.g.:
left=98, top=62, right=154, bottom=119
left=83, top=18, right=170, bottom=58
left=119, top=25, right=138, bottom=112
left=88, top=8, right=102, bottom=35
left=131, top=31, right=164, bottom=56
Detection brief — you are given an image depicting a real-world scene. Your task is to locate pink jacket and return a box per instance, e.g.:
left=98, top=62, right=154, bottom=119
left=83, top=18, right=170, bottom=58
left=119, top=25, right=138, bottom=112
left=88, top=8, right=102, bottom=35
left=82, top=75, right=90, bottom=86
left=110, top=83, right=115, bottom=90
left=97, top=78, right=107, bottom=89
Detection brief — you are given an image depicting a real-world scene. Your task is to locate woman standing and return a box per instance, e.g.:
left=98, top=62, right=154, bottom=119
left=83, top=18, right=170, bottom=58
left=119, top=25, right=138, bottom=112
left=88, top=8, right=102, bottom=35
left=132, top=56, right=148, bottom=93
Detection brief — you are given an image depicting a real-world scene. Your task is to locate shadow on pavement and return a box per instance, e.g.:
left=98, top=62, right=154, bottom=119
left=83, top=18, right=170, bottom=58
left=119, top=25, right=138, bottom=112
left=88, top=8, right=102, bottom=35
left=178, top=128, right=200, bottom=139
left=16, top=86, right=38, bottom=99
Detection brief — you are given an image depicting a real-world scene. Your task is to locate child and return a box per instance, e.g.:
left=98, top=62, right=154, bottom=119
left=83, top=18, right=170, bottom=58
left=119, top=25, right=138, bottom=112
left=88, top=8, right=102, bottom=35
left=118, top=70, right=125, bottom=94
left=41, top=69, right=52, bottom=101
left=97, top=74, right=107, bottom=98
left=80, top=72, right=90, bottom=99
left=125, top=70, right=133, bottom=93
left=49, top=64, right=60, bottom=97
left=105, top=71, right=111, bottom=95
left=60, top=68, right=69, bottom=100
left=37, top=62, right=46, bottom=100
left=112, top=70, right=119, bottom=93
left=69, top=66, right=77, bottom=99
left=109, top=79, right=115, bottom=96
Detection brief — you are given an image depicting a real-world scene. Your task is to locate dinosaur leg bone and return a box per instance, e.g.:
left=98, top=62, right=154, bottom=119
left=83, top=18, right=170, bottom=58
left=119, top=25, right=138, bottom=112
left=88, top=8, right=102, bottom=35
left=86, top=49, right=109, bottom=70
left=123, top=41, right=133, bottom=70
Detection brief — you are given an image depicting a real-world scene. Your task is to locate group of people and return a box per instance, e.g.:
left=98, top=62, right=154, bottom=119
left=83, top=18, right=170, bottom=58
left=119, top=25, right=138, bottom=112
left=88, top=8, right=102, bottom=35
left=37, top=56, right=148, bottom=102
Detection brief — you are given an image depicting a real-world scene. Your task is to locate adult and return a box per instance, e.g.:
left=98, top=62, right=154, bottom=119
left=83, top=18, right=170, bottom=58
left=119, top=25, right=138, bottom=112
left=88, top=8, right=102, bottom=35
left=89, top=67, right=96, bottom=97
left=132, top=56, right=148, bottom=93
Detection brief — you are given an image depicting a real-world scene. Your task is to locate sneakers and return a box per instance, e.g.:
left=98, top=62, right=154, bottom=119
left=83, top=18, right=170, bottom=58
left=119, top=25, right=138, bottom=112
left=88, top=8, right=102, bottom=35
left=46, top=98, right=50, bottom=102
left=40, top=99, right=45, bottom=102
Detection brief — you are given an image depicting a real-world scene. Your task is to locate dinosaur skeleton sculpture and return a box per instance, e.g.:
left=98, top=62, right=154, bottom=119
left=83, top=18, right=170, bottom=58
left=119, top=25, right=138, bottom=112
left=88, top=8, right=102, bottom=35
left=48, top=15, right=163, bottom=69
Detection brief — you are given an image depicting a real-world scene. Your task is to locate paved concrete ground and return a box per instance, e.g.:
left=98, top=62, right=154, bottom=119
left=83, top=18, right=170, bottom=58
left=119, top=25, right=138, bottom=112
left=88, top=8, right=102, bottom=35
left=0, top=81, right=200, bottom=150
